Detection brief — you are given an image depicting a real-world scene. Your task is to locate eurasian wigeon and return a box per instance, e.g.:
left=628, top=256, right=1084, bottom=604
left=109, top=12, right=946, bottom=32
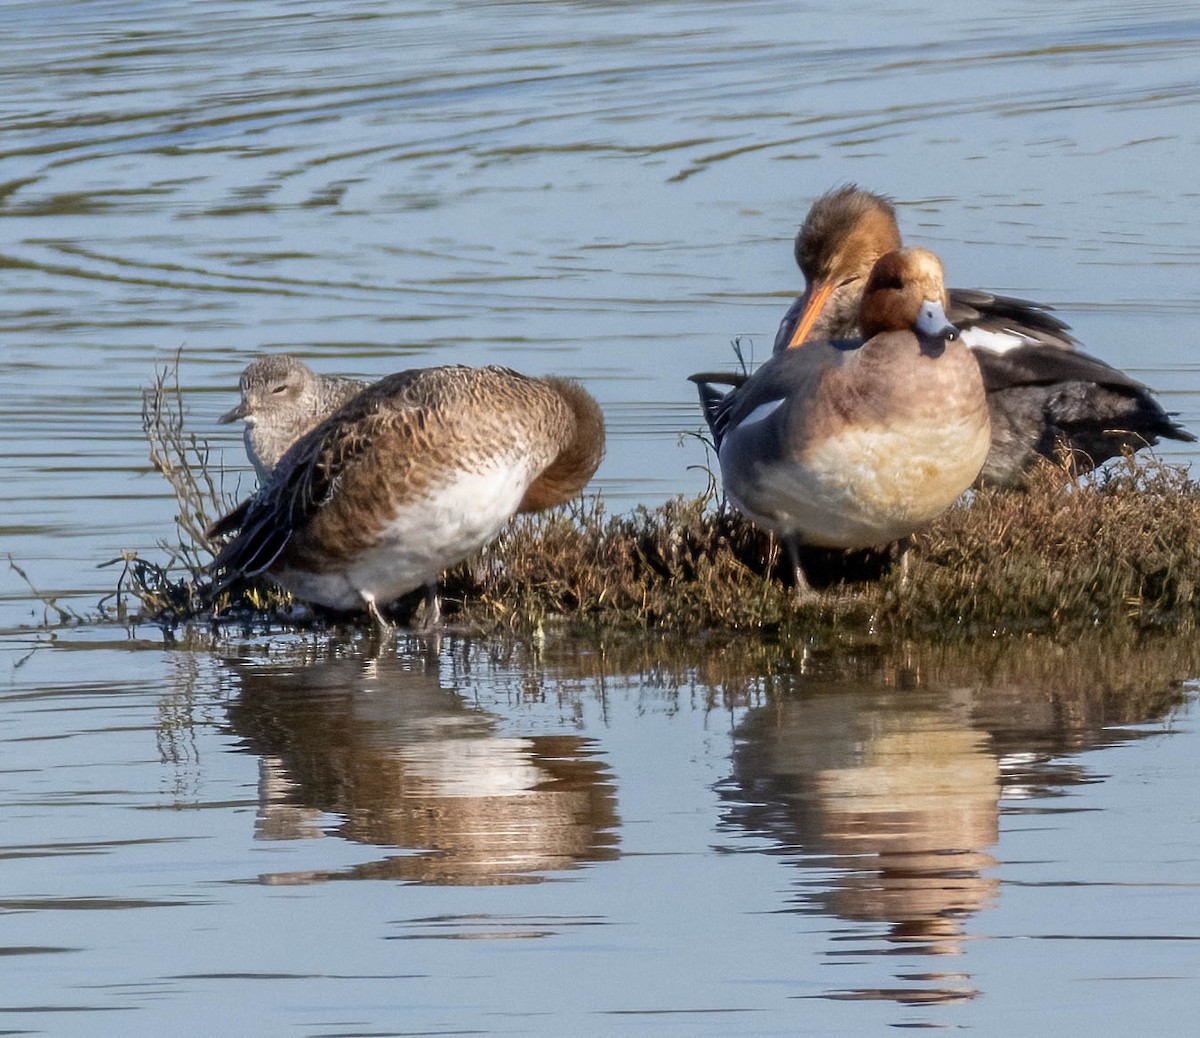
left=692, top=247, right=990, bottom=597
left=773, top=185, right=1192, bottom=486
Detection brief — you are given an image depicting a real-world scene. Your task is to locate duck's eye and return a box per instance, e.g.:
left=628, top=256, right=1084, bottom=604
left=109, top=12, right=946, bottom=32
left=838, top=274, right=861, bottom=288
left=271, top=384, right=289, bottom=395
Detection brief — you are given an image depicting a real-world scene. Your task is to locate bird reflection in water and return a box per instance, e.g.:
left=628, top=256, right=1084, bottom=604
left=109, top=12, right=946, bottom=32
left=222, top=644, right=619, bottom=886
left=720, top=643, right=1193, bottom=1008
left=728, top=685, right=996, bottom=1005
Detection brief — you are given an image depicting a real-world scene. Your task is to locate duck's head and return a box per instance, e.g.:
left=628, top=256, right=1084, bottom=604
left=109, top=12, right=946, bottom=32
left=218, top=355, right=317, bottom=427
left=859, top=248, right=958, bottom=346
left=785, top=185, right=902, bottom=348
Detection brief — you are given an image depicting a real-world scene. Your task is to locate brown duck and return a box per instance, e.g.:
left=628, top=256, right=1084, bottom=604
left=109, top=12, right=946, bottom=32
left=692, top=248, right=990, bottom=596
left=771, top=185, right=1192, bottom=486
left=208, top=365, right=605, bottom=627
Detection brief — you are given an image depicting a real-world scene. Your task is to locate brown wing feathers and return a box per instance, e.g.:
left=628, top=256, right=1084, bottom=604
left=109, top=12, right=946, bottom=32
left=204, top=365, right=606, bottom=606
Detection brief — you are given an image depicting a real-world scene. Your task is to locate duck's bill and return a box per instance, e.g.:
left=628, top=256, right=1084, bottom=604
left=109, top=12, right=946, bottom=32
left=217, top=402, right=250, bottom=424
left=915, top=298, right=958, bottom=340
left=785, top=279, right=834, bottom=349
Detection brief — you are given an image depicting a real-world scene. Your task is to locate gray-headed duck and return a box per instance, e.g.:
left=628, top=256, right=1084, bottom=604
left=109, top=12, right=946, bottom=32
left=218, top=355, right=369, bottom=482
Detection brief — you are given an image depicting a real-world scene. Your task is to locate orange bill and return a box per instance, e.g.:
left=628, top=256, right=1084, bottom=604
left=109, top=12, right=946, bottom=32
left=785, top=279, right=834, bottom=349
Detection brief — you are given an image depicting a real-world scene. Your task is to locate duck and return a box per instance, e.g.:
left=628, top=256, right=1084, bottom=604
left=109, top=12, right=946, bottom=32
left=691, top=248, right=990, bottom=598
left=218, top=355, right=369, bottom=482
left=769, top=185, right=1192, bottom=486
left=206, top=365, right=605, bottom=628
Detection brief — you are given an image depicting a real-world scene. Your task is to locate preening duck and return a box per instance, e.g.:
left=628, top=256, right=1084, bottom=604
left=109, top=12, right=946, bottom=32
left=207, top=365, right=605, bottom=628
left=771, top=185, right=1192, bottom=485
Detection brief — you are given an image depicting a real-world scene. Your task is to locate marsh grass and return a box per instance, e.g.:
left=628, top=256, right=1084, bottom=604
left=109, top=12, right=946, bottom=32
left=444, top=494, right=887, bottom=633
left=443, top=454, right=1200, bottom=636
left=115, top=358, right=246, bottom=624
left=125, top=361, right=1200, bottom=639
left=899, top=456, right=1200, bottom=634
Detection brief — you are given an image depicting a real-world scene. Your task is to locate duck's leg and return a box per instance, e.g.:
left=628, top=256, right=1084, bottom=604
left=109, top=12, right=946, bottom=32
left=895, top=535, right=916, bottom=589
left=362, top=592, right=392, bottom=636
left=421, top=582, right=442, bottom=630
left=784, top=535, right=817, bottom=602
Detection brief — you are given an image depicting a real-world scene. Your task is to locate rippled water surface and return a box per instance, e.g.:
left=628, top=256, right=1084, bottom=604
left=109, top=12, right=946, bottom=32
left=4, top=630, right=1200, bottom=1034
left=3, top=0, right=1200, bottom=1033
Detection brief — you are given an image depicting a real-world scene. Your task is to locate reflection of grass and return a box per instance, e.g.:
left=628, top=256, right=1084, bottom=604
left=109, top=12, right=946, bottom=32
left=198, top=625, right=1197, bottom=738
left=126, top=359, right=1200, bottom=638
left=466, top=626, right=1198, bottom=732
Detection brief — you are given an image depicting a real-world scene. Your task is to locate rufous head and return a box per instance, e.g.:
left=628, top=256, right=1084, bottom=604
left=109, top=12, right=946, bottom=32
left=785, top=185, right=903, bottom=348
left=859, top=248, right=958, bottom=342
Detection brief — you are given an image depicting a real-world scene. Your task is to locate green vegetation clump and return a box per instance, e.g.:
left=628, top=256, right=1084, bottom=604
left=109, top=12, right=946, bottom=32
left=123, top=361, right=1200, bottom=639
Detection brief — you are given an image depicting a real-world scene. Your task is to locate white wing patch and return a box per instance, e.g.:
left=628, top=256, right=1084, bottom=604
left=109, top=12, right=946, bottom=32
left=958, top=325, right=1032, bottom=354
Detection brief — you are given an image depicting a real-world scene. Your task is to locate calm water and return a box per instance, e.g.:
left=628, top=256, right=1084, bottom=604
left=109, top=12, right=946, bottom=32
left=2, top=0, right=1200, bottom=1033
left=4, top=629, right=1200, bottom=1034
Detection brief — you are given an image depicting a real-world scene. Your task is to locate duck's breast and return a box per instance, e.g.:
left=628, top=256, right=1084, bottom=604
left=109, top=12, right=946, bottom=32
left=721, top=335, right=990, bottom=548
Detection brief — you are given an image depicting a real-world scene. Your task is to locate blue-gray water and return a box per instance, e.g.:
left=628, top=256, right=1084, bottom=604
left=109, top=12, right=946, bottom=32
left=4, top=630, right=1200, bottom=1034
left=2, top=0, right=1200, bottom=1033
